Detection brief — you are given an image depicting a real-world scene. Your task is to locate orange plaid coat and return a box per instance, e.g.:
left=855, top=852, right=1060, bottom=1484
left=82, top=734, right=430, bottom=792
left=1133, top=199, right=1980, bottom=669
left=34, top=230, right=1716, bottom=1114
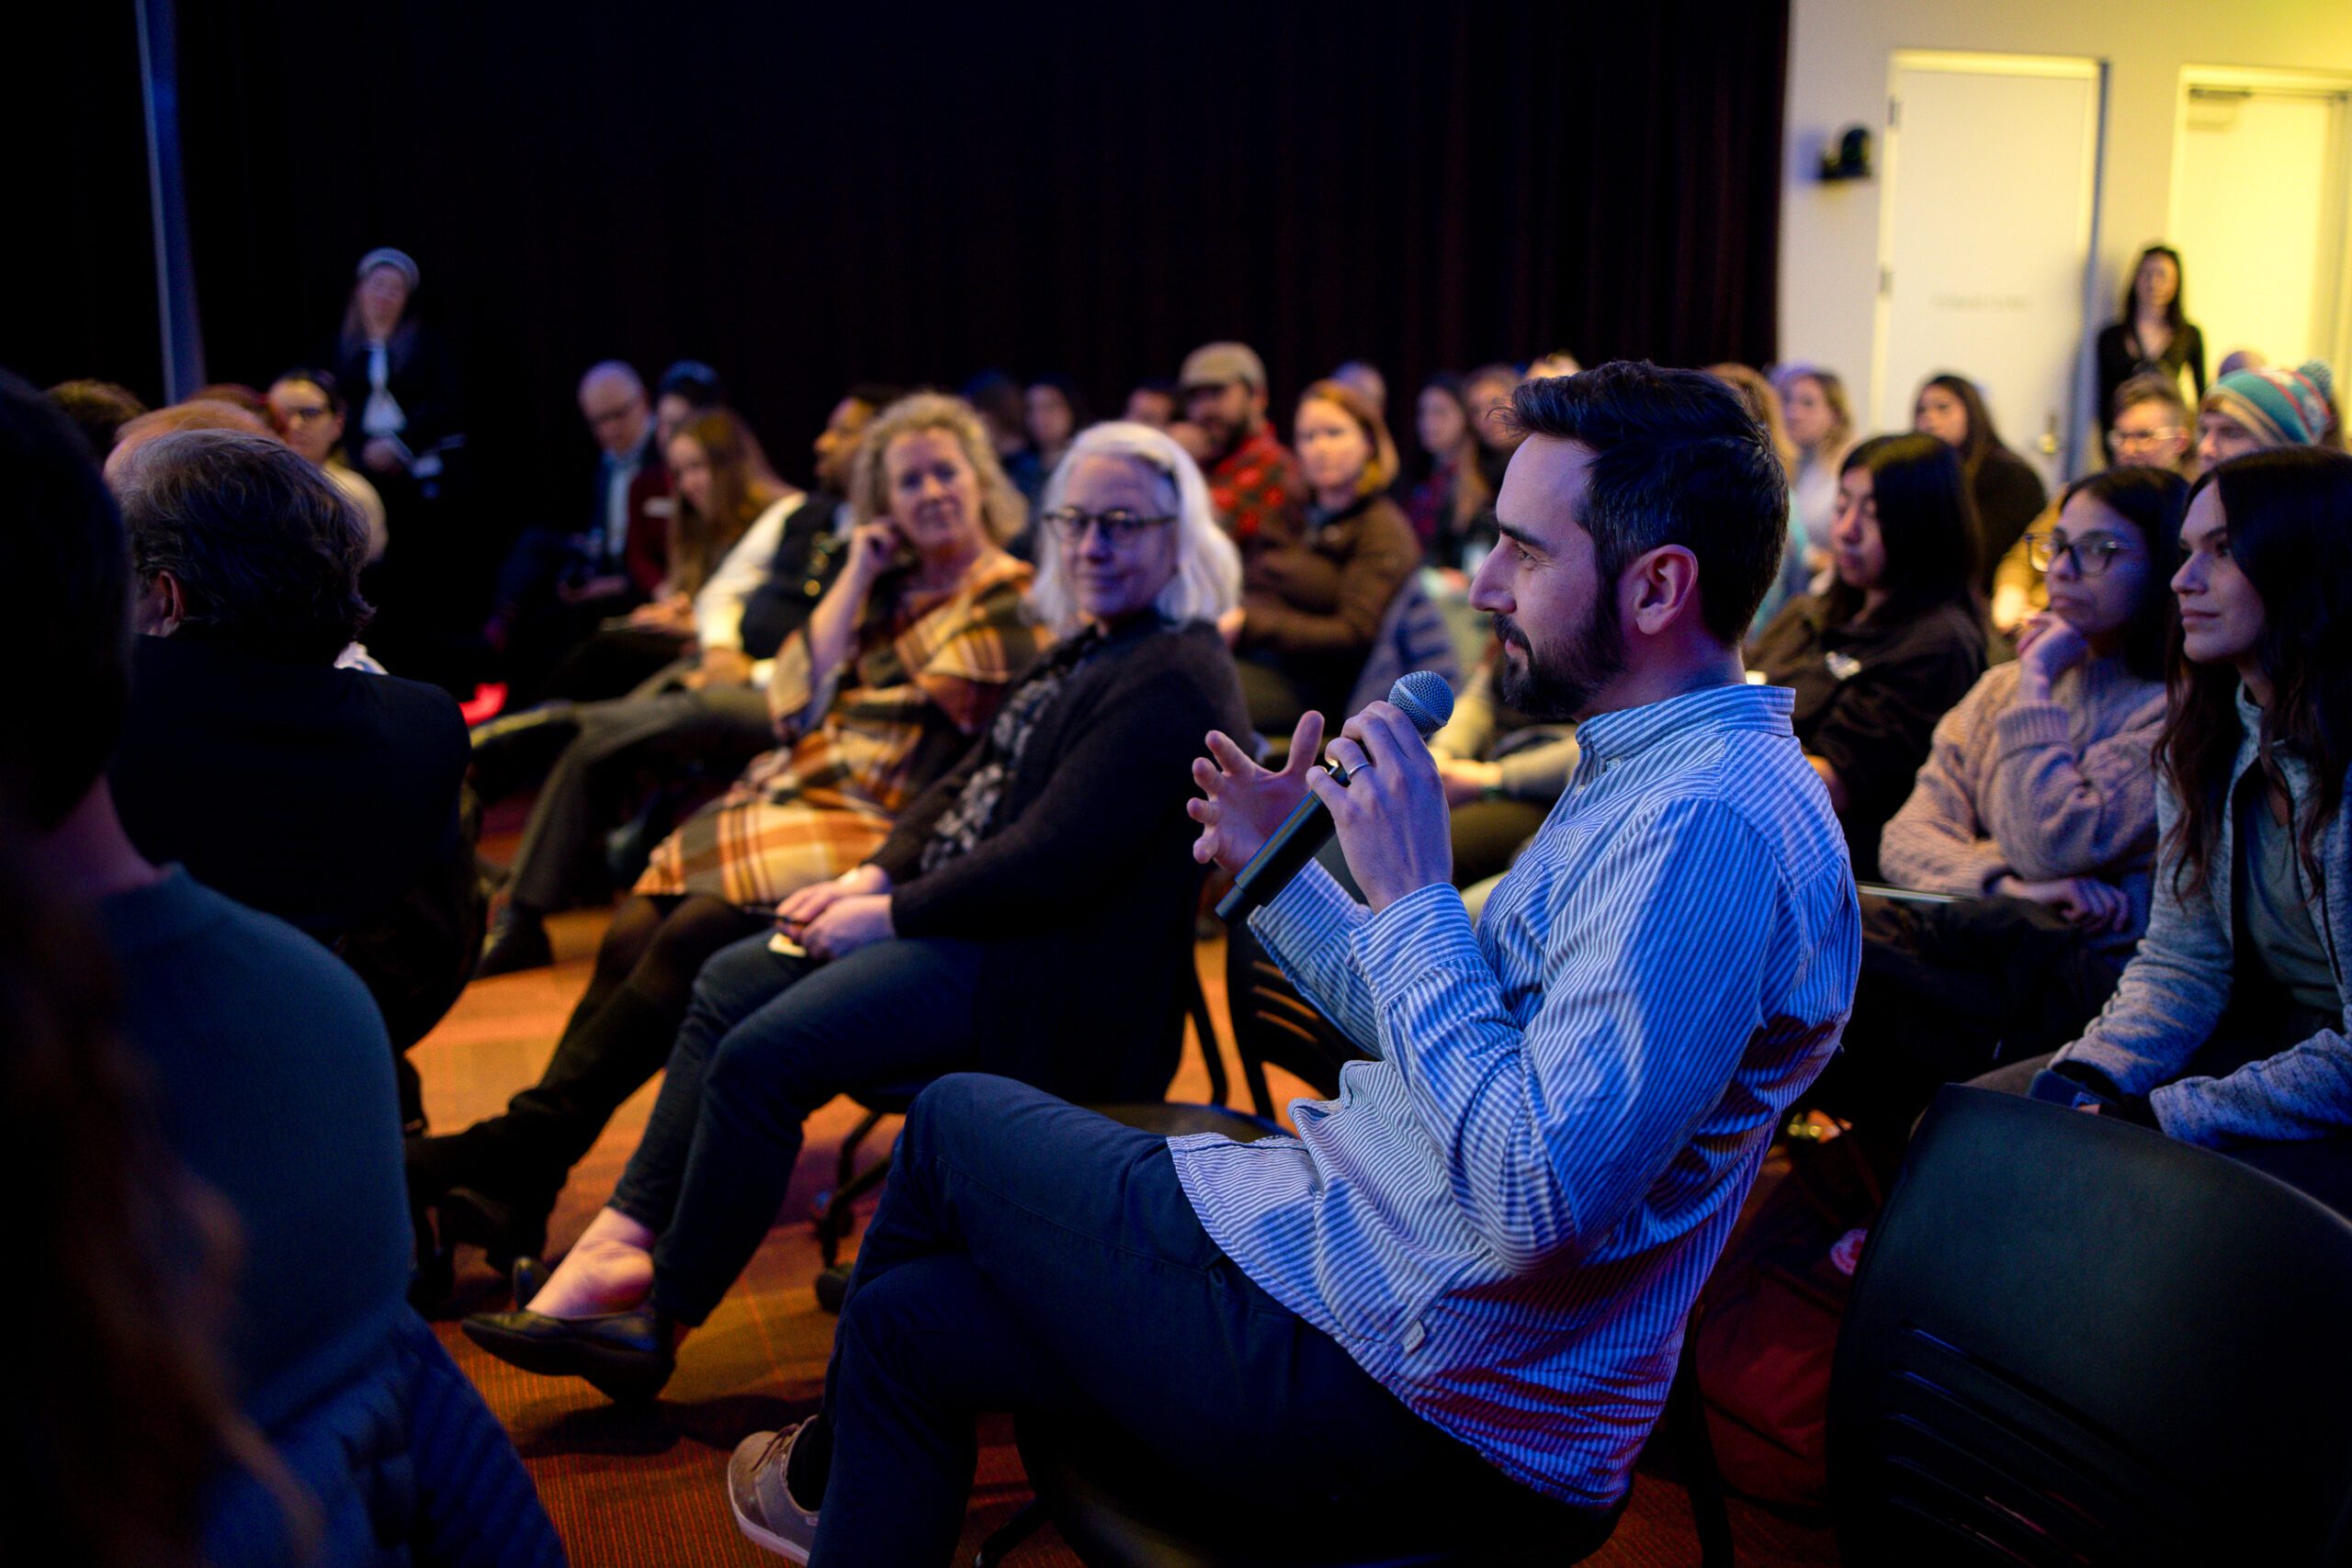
left=636, top=553, right=1043, bottom=910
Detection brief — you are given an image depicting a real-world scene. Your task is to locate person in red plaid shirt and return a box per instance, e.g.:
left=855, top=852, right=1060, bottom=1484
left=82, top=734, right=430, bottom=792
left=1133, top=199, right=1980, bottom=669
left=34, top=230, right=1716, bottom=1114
left=1179, top=341, right=1305, bottom=550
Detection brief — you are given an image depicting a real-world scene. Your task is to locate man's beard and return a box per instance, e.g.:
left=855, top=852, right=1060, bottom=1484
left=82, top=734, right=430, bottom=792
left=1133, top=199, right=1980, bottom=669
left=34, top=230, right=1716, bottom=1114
left=1493, top=597, right=1623, bottom=722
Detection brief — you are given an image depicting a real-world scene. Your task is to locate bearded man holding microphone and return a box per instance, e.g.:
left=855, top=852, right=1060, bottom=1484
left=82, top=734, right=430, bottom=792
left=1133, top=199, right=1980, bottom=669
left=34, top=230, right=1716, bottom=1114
left=723, top=362, right=1861, bottom=1566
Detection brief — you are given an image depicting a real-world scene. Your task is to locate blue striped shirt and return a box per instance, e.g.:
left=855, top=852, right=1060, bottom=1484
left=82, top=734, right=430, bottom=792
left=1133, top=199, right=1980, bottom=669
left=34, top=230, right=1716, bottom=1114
left=1170, top=682, right=1859, bottom=1505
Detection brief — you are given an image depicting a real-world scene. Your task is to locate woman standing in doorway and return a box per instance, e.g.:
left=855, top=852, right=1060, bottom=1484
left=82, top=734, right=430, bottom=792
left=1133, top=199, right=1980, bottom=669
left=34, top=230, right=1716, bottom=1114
left=2095, top=244, right=2208, bottom=462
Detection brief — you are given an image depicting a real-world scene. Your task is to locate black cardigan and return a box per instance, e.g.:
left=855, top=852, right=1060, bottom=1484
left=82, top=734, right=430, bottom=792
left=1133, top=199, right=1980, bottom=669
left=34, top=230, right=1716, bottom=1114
left=1748, top=594, right=1987, bottom=882
left=870, top=616, right=1248, bottom=1100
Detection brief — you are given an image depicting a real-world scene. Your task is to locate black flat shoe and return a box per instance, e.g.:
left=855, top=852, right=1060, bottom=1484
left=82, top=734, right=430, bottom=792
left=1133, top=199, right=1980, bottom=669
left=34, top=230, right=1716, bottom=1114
left=436, top=1184, right=550, bottom=1269
left=462, top=1305, right=674, bottom=1403
left=510, top=1255, right=550, bottom=1308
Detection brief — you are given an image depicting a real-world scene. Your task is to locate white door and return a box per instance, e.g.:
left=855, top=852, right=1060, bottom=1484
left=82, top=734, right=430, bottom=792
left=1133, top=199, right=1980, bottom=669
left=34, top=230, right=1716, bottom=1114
left=2170, top=78, right=2352, bottom=378
left=1874, top=53, right=2104, bottom=490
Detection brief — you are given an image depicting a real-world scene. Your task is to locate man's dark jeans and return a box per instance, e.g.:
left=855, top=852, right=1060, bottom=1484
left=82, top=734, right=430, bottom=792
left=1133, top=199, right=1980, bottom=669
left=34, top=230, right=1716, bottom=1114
left=797, top=1074, right=1618, bottom=1564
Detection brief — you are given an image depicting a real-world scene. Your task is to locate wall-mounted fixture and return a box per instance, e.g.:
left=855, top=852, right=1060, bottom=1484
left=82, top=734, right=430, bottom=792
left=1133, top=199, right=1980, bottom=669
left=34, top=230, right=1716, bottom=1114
left=1819, top=125, right=1873, bottom=182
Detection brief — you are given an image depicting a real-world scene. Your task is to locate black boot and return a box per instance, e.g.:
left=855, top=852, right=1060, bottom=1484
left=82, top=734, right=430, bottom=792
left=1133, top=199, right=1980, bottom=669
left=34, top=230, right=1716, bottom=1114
left=476, top=902, right=554, bottom=977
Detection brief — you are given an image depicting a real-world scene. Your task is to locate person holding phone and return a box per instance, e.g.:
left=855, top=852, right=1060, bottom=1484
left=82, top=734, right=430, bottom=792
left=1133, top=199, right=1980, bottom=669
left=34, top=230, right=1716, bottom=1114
left=409, top=394, right=1044, bottom=1268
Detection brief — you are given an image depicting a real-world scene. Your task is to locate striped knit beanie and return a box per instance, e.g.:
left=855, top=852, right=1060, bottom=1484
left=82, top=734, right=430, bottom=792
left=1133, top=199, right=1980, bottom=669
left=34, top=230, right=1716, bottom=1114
left=2204, top=360, right=2334, bottom=448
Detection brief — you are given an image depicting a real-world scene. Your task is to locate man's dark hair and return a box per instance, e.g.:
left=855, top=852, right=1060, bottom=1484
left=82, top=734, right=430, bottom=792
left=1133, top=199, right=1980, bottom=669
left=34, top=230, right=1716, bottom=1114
left=113, top=430, right=373, bottom=666
left=273, top=367, right=348, bottom=417
left=655, top=359, right=726, bottom=408
left=1825, top=434, right=1982, bottom=626
left=0, top=371, right=133, bottom=828
left=1507, top=363, right=1789, bottom=645
left=45, top=378, right=149, bottom=460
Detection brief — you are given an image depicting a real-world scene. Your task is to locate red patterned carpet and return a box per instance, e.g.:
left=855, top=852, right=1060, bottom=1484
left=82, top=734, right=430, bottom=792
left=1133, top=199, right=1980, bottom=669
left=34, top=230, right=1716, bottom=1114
left=411, top=894, right=1840, bottom=1566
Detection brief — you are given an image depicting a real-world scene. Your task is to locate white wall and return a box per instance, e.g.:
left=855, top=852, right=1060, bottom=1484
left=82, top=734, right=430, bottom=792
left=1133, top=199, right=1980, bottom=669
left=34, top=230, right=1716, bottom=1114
left=1781, top=0, right=2352, bottom=421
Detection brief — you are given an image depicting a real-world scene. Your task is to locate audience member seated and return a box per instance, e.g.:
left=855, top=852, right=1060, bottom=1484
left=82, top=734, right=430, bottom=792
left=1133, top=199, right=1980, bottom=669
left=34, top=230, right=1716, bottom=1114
left=1023, top=375, right=1084, bottom=477
left=1979, top=447, right=2352, bottom=1217
left=408, top=393, right=1043, bottom=1264
left=105, top=429, right=474, bottom=1129
left=327, top=247, right=463, bottom=491
left=1708, top=363, right=1812, bottom=634
left=571, top=408, right=798, bottom=694
left=1122, top=378, right=1175, bottom=428
left=1748, top=433, right=1989, bottom=880
left=2197, top=359, right=2335, bottom=465
left=710, top=363, right=1857, bottom=1563
left=0, top=811, right=257, bottom=1568
left=1401, top=371, right=1485, bottom=559
left=1330, top=358, right=1387, bottom=415
left=1442, top=359, right=1527, bottom=571
left=1813, top=467, right=2185, bottom=1161
left=108, top=399, right=276, bottom=476
left=1993, top=372, right=2193, bottom=633
left=963, top=370, right=1045, bottom=513
left=487, top=361, right=675, bottom=704
left=1770, top=362, right=1854, bottom=572
left=462, top=422, right=1249, bottom=1392
left=475, top=389, right=886, bottom=976
left=0, top=372, right=563, bottom=1566
left=1430, top=649, right=1577, bottom=897
left=1222, top=378, right=1420, bottom=734
left=1914, top=371, right=2048, bottom=587
left=44, top=377, right=147, bottom=457
left=266, top=368, right=388, bottom=562
left=2095, top=243, right=2206, bottom=463
left=653, top=358, right=728, bottom=454
left=1178, top=340, right=1304, bottom=546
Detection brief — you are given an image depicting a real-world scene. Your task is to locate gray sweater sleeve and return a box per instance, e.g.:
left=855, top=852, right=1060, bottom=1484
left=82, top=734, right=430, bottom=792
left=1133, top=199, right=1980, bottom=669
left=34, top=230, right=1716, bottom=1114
left=2154, top=1032, right=2352, bottom=1145
left=1876, top=669, right=2006, bottom=894
left=2053, top=778, right=2234, bottom=1097
left=1978, top=679, right=2165, bottom=882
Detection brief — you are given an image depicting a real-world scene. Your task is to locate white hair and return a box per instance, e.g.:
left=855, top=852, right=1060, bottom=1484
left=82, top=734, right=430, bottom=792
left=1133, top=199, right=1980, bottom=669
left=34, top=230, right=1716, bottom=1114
left=1025, top=421, right=1241, bottom=638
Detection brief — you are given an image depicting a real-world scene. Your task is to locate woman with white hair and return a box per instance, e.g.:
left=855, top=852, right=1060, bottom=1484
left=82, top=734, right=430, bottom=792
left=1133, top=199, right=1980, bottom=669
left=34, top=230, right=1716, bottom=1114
left=465, top=423, right=1249, bottom=1394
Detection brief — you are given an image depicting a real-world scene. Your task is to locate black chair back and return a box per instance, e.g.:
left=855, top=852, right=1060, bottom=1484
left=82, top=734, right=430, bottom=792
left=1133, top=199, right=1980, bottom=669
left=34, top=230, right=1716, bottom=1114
left=1829, top=1086, right=2352, bottom=1565
left=1224, top=923, right=1370, bottom=1117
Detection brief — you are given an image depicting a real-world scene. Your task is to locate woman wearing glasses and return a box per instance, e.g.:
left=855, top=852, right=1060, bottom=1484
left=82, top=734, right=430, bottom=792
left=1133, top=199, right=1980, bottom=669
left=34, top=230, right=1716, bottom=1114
left=1991, top=373, right=2194, bottom=634
left=1813, top=467, right=2186, bottom=1163
left=462, top=423, right=1248, bottom=1394
left=1223, top=380, right=1421, bottom=734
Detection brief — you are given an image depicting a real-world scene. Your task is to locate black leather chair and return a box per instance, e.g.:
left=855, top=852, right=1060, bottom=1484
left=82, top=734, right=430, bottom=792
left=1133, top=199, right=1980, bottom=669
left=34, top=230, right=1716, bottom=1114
left=1830, top=1085, right=2352, bottom=1565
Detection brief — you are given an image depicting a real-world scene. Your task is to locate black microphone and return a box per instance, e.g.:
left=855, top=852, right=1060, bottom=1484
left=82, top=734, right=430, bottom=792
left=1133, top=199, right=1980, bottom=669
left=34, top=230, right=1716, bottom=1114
left=1214, top=670, right=1455, bottom=924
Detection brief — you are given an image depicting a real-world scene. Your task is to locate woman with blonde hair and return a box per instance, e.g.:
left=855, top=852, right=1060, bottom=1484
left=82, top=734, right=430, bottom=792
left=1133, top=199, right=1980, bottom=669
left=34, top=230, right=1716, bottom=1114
left=1770, top=362, right=1855, bottom=565
left=412, top=392, right=1045, bottom=1264
left=1225, top=378, right=1420, bottom=732
left=465, top=423, right=1250, bottom=1389
left=1710, top=362, right=1811, bottom=632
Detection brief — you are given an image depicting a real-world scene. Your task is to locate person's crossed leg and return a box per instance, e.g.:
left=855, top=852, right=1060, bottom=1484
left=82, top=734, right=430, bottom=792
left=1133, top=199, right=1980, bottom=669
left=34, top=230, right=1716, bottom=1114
left=731, top=1072, right=1597, bottom=1563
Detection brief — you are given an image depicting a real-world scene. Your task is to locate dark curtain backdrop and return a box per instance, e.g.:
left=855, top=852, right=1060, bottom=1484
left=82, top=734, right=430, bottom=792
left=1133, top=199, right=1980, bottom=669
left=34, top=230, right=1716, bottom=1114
left=17, top=0, right=1786, bottom=516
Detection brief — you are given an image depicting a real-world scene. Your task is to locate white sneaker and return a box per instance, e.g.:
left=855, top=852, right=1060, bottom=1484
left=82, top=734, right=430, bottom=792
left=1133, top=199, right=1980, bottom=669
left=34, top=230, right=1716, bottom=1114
left=728, top=1424, right=821, bottom=1562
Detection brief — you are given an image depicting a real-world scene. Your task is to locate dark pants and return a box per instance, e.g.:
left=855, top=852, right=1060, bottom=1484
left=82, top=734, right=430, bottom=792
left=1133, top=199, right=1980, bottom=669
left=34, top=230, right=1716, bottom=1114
left=507, top=680, right=772, bottom=915
left=795, top=1074, right=1615, bottom=1565
left=1812, top=894, right=2123, bottom=1162
left=610, top=931, right=990, bottom=1325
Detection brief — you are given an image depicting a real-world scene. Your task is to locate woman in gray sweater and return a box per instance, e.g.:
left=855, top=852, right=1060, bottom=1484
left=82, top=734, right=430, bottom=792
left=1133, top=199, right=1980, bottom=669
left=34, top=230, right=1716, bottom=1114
left=2006, top=447, right=2352, bottom=1211
left=1814, top=467, right=2185, bottom=1152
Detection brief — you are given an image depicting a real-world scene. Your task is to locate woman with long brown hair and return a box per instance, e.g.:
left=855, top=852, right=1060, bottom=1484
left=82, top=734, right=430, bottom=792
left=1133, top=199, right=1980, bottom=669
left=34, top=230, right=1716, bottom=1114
left=2003, top=446, right=2352, bottom=1209
left=1913, top=371, right=2049, bottom=587
left=413, top=393, right=1046, bottom=1265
